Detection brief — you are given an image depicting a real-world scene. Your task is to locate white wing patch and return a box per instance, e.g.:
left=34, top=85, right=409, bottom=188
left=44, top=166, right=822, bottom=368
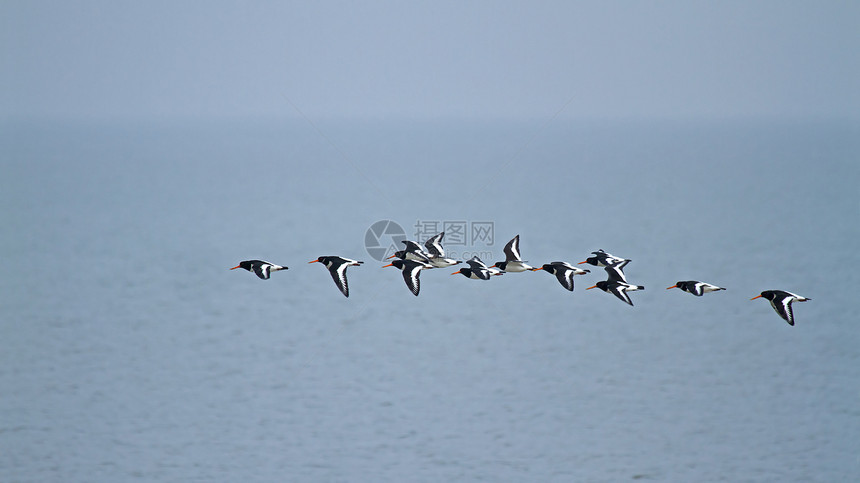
left=772, top=298, right=794, bottom=325
left=609, top=284, right=634, bottom=306
left=503, top=235, right=522, bottom=261
left=332, top=263, right=350, bottom=297
left=403, top=265, right=422, bottom=296
left=555, top=267, right=575, bottom=291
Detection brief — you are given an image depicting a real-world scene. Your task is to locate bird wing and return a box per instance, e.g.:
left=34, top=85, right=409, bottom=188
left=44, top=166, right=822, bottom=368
left=474, top=268, right=491, bottom=280
left=401, top=262, right=423, bottom=296
left=407, top=251, right=431, bottom=263
left=330, top=262, right=350, bottom=297
left=595, top=250, right=626, bottom=265
left=604, top=263, right=628, bottom=284
left=556, top=261, right=588, bottom=275
left=253, top=263, right=270, bottom=280
left=554, top=267, right=575, bottom=291
left=608, top=284, right=634, bottom=306
left=402, top=240, right=424, bottom=252
left=424, top=232, right=445, bottom=257
left=689, top=282, right=705, bottom=296
left=770, top=297, right=795, bottom=325
left=503, top=235, right=521, bottom=261
left=466, top=256, right=488, bottom=270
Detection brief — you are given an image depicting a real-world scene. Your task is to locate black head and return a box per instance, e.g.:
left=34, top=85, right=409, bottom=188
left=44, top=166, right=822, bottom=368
left=759, top=290, right=777, bottom=301
left=540, top=264, right=555, bottom=273
left=385, top=259, right=405, bottom=270
left=492, top=261, right=505, bottom=269
left=309, top=256, right=330, bottom=266
left=595, top=280, right=610, bottom=290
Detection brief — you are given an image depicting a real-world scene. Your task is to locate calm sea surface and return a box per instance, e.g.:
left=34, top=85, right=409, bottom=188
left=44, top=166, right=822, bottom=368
left=1, top=119, right=858, bottom=481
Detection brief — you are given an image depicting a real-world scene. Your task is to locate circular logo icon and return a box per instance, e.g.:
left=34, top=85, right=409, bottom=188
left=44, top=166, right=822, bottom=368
left=364, top=220, right=407, bottom=261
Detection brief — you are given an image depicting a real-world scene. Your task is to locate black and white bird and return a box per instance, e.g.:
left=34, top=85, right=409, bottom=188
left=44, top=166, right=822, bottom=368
left=230, top=260, right=288, bottom=280
left=751, top=290, right=810, bottom=326
left=308, top=256, right=363, bottom=298
left=529, top=262, right=590, bottom=291
left=603, top=259, right=631, bottom=284
left=667, top=281, right=726, bottom=296
left=386, top=240, right=432, bottom=263
left=586, top=280, right=645, bottom=306
left=382, top=259, right=433, bottom=296
left=452, top=256, right=502, bottom=280
left=492, top=235, right=535, bottom=272
left=422, top=232, right=460, bottom=268
left=578, top=249, right=629, bottom=268
left=586, top=262, right=643, bottom=306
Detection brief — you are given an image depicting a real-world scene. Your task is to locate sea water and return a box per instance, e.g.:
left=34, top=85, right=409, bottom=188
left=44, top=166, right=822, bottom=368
left=1, top=119, right=858, bottom=481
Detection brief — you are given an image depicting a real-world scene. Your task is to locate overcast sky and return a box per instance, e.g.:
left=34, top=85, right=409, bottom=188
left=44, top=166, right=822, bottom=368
left=2, top=1, right=858, bottom=122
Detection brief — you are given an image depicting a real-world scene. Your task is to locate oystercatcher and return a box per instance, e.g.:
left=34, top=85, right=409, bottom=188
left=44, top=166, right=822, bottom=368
left=667, top=281, right=726, bottom=296
left=422, top=232, right=460, bottom=268
left=308, top=256, right=364, bottom=298
left=529, top=262, right=589, bottom=291
left=382, top=259, right=433, bottom=296
left=751, top=290, right=810, bottom=326
left=492, top=234, right=535, bottom=272
left=577, top=249, right=629, bottom=268
left=386, top=240, right=431, bottom=263
left=230, top=260, right=288, bottom=280
left=586, top=280, right=645, bottom=306
left=452, top=256, right=502, bottom=280
left=603, top=259, right=630, bottom=284
left=586, top=262, right=643, bottom=305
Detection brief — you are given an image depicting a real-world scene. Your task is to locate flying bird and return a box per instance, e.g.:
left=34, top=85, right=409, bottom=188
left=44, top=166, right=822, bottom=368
left=667, top=281, right=726, bottom=296
left=586, top=280, right=645, bottom=306
left=586, top=262, right=643, bottom=305
left=382, top=259, right=433, bottom=296
left=529, top=262, right=589, bottom=291
left=578, top=249, right=629, bottom=268
left=603, top=259, right=630, bottom=284
left=230, top=260, right=288, bottom=280
left=308, top=256, right=363, bottom=298
left=751, top=290, right=810, bottom=326
left=452, top=256, right=502, bottom=280
left=386, top=240, right=432, bottom=263
left=492, top=234, right=535, bottom=272
left=422, top=232, right=460, bottom=268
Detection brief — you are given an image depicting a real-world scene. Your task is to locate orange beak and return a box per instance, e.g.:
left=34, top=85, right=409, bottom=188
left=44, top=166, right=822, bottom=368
left=586, top=285, right=597, bottom=290
left=529, top=267, right=541, bottom=271
left=750, top=295, right=762, bottom=300
left=450, top=271, right=460, bottom=275
left=230, top=265, right=241, bottom=270
left=577, top=261, right=588, bottom=265
left=308, top=260, right=319, bottom=264
left=382, top=263, right=394, bottom=268
left=666, top=285, right=677, bottom=290
left=385, top=254, right=397, bottom=259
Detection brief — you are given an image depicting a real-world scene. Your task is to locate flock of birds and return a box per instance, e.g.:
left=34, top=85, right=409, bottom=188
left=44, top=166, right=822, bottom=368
left=231, top=232, right=811, bottom=326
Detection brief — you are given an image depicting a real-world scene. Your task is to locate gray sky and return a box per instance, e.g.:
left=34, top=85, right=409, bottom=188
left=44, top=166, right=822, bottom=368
left=2, top=1, right=858, bottom=122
